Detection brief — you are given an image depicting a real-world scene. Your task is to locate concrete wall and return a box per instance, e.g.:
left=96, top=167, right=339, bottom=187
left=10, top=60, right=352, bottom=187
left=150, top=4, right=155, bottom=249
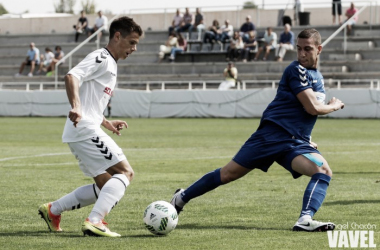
left=1, top=6, right=378, bottom=35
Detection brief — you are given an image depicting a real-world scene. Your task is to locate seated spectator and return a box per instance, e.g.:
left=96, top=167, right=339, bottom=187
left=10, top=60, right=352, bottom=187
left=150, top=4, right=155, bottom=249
left=158, top=32, right=178, bottom=63
left=254, top=27, right=277, bottom=61
left=219, top=19, right=234, bottom=43
left=88, top=11, right=108, bottom=41
left=15, top=42, right=40, bottom=77
left=177, top=7, right=194, bottom=33
left=203, top=20, right=220, bottom=43
left=168, top=9, right=183, bottom=36
left=37, top=47, right=54, bottom=75
left=275, top=24, right=294, bottom=62
left=241, top=31, right=257, bottom=62
left=188, top=7, right=205, bottom=40
left=226, top=31, right=244, bottom=61
left=239, top=15, right=255, bottom=42
left=345, top=2, right=358, bottom=35
left=46, top=46, right=65, bottom=75
left=218, top=62, right=238, bottom=90
left=73, top=10, right=89, bottom=42
left=169, top=33, right=187, bottom=62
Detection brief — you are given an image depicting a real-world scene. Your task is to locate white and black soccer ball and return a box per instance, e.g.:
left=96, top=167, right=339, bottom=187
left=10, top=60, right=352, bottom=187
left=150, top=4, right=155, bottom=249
left=143, top=200, right=178, bottom=235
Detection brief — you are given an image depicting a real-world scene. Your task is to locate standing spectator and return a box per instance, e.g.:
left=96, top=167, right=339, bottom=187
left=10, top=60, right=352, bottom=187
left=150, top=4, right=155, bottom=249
left=46, top=46, right=65, bottom=76
left=202, top=19, right=220, bottom=51
left=169, top=33, right=187, bottom=62
left=239, top=15, right=255, bottom=42
left=73, top=10, right=89, bottom=42
left=89, top=11, right=108, bottom=41
left=15, top=42, right=40, bottom=77
left=158, top=32, right=178, bottom=63
left=275, top=24, right=294, bottom=62
left=177, top=7, right=194, bottom=33
left=254, top=27, right=277, bottom=61
left=332, top=0, right=342, bottom=25
left=218, top=61, right=238, bottom=90
left=294, top=0, right=304, bottom=25
left=168, top=9, right=183, bottom=36
left=226, top=31, right=244, bottom=61
left=188, top=8, right=205, bottom=40
left=219, top=19, right=234, bottom=43
left=241, top=31, right=257, bottom=62
left=37, top=47, right=55, bottom=75
left=345, top=2, right=358, bottom=35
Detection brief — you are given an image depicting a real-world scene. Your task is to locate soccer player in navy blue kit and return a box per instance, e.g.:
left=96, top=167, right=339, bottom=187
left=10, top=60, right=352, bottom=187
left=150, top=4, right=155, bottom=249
left=171, top=28, right=345, bottom=232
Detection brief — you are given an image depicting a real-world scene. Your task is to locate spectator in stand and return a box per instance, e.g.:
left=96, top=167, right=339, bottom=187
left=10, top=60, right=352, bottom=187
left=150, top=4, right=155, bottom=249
left=177, top=8, right=194, bottom=33
left=226, top=31, right=244, bottom=61
left=158, top=32, right=178, bottom=63
left=15, top=42, right=40, bottom=77
left=218, top=61, right=238, bottom=90
left=219, top=19, right=234, bottom=43
left=202, top=19, right=220, bottom=51
left=294, top=0, right=304, bottom=25
left=345, top=2, right=358, bottom=35
left=275, top=24, right=294, bottom=62
left=169, top=33, right=187, bottom=62
left=73, top=10, right=89, bottom=42
left=332, top=0, right=342, bottom=25
left=254, top=27, right=277, bottom=61
left=239, top=15, right=255, bottom=42
left=188, top=8, right=205, bottom=40
left=89, top=11, right=108, bottom=41
left=242, top=31, right=257, bottom=62
left=168, top=9, right=183, bottom=36
left=37, top=47, right=55, bottom=75
left=46, top=46, right=65, bottom=76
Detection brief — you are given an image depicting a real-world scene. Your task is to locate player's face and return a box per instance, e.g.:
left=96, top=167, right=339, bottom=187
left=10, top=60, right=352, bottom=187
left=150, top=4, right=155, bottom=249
left=297, top=37, right=322, bottom=68
left=116, top=31, right=140, bottom=61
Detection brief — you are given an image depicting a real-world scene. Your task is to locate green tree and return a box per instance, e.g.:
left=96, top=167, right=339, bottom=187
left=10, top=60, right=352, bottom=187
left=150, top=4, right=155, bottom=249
left=54, top=0, right=76, bottom=13
left=81, top=0, right=96, bottom=14
left=0, top=3, right=8, bottom=15
left=243, top=1, right=257, bottom=9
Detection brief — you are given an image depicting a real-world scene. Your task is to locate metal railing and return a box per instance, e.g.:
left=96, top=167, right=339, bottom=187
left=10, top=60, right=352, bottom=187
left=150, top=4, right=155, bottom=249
left=2, top=79, right=379, bottom=91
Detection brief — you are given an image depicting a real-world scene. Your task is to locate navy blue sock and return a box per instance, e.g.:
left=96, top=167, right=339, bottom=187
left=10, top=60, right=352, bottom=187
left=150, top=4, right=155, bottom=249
left=181, top=168, right=223, bottom=203
left=300, top=173, right=331, bottom=218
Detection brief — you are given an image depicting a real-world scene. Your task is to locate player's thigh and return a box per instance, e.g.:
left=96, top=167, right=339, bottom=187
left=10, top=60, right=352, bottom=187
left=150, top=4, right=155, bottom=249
left=220, top=160, right=252, bottom=183
left=291, top=153, right=332, bottom=177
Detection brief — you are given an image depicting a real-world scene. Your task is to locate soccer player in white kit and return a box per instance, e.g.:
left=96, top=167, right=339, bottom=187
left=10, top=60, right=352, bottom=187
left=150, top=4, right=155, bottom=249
left=38, top=16, right=143, bottom=237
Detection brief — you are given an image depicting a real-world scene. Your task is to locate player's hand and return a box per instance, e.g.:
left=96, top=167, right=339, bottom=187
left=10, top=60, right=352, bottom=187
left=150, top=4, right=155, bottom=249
left=328, top=97, right=345, bottom=110
left=310, top=141, right=318, bottom=149
left=103, top=120, right=128, bottom=136
left=68, top=107, right=82, bottom=127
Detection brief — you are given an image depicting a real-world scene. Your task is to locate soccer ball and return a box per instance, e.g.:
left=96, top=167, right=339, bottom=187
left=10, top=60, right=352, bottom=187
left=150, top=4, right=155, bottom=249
left=143, top=200, right=178, bottom=235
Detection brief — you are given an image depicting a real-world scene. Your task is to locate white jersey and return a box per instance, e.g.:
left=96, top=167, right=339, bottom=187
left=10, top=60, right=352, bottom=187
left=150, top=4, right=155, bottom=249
left=62, top=48, right=117, bottom=143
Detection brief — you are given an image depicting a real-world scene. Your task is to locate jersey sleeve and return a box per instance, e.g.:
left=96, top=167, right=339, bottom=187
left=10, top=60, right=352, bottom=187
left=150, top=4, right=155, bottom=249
left=67, top=51, right=107, bottom=83
left=287, top=63, right=312, bottom=96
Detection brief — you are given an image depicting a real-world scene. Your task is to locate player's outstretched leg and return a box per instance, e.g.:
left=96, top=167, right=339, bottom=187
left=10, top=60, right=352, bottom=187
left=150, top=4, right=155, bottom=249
left=171, top=168, right=223, bottom=214
left=38, top=203, right=62, bottom=232
left=81, top=173, right=129, bottom=237
left=293, top=173, right=335, bottom=232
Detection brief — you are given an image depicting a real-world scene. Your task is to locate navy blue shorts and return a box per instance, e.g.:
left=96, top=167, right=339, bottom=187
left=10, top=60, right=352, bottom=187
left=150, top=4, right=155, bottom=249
left=232, top=121, right=320, bottom=179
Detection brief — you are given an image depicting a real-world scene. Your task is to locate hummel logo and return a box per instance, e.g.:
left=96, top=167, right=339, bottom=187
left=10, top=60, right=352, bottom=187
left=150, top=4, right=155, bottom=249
left=298, top=68, right=306, bottom=74
left=299, top=75, right=307, bottom=81
left=150, top=213, right=156, bottom=220
left=300, top=81, right=308, bottom=86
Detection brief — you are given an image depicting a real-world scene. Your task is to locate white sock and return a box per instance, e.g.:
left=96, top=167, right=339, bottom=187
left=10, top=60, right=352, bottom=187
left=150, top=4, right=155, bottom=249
left=298, top=214, right=312, bottom=223
left=89, top=174, right=129, bottom=223
left=51, top=184, right=100, bottom=215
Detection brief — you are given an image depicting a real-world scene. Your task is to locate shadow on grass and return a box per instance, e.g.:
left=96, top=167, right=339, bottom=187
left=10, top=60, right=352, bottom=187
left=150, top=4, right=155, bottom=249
left=324, top=200, right=380, bottom=206
left=177, top=223, right=287, bottom=231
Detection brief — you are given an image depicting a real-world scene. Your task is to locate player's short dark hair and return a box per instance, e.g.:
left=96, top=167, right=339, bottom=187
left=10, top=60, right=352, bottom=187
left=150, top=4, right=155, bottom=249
left=109, top=16, right=143, bottom=40
left=298, top=28, right=321, bottom=46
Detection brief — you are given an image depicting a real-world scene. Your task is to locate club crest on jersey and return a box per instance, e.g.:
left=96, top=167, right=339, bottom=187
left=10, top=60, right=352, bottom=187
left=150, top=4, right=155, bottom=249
left=104, top=87, right=113, bottom=96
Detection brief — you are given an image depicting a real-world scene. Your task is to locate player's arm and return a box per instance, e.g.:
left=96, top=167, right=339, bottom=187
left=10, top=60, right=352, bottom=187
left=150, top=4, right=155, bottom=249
left=101, top=116, right=128, bottom=136
left=297, top=88, right=344, bottom=116
left=64, top=74, right=82, bottom=127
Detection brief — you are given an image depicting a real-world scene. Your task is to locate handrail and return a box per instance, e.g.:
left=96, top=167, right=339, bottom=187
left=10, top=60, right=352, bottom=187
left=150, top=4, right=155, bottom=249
left=54, top=14, right=121, bottom=87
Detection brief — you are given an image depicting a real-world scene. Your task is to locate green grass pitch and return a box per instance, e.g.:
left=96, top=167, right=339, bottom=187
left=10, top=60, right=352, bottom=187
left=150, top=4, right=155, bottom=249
left=0, top=117, right=379, bottom=249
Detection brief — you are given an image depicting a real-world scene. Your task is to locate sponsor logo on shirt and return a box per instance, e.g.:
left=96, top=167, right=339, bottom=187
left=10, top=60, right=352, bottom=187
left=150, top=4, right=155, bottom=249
left=104, top=87, right=113, bottom=96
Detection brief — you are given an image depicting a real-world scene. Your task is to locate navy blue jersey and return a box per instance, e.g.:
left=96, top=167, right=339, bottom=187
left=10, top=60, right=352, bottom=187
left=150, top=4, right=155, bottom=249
left=260, top=61, right=326, bottom=142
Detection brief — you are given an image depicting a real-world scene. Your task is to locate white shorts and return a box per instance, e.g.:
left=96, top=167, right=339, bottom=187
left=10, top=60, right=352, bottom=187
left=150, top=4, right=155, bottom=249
left=68, top=135, right=127, bottom=177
